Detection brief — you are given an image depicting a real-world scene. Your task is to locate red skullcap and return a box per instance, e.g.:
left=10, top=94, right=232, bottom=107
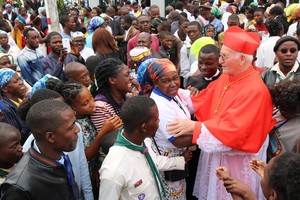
left=223, top=26, right=260, bottom=55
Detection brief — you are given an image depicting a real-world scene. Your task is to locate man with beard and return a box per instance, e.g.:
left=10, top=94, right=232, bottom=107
left=17, top=28, right=45, bottom=86
left=41, top=31, right=80, bottom=81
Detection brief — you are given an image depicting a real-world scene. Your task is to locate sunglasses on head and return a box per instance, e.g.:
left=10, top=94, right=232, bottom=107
left=278, top=48, right=298, bottom=54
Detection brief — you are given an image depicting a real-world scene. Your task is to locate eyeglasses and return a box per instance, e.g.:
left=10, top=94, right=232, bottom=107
left=278, top=48, right=298, bottom=54
left=219, top=53, right=230, bottom=61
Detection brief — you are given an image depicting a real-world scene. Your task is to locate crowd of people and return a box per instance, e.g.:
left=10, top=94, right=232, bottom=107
left=0, top=0, right=300, bottom=199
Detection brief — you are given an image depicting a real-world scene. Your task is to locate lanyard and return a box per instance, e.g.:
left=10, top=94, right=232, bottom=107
left=173, top=97, right=187, bottom=116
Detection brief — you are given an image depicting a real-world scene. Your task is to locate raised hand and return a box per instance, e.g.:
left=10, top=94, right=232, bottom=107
left=250, top=158, right=266, bottom=177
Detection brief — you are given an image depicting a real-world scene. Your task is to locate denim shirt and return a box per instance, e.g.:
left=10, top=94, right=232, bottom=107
left=17, top=46, right=45, bottom=86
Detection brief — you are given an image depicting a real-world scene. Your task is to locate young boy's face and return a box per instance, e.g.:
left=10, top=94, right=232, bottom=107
left=198, top=52, right=218, bottom=78
left=161, top=35, right=173, bottom=50
left=0, top=129, right=23, bottom=169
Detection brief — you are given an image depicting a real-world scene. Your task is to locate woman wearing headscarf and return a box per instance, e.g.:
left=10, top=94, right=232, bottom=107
left=86, top=16, right=105, bottom=49
left=0, top=68, right=30, bottom=144
left=208, top=7, right=224, bottom=34
left=148, top=58, right=194, bottom=200
left=11, top=15, right=26, bottom=49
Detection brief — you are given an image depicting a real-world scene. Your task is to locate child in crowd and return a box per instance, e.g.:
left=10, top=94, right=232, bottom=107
left=216, top=152, right=300, bottom=200
left=64, top=62, right=92, bottom=87
left=159, top=31, right=174, bottom=59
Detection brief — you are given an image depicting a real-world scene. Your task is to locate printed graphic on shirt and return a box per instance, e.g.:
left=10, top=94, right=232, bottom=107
left=138, top=193, right=145, bottom=200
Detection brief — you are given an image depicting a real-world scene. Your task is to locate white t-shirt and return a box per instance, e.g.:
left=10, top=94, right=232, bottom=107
left=150, top=88, right=194, bottom=148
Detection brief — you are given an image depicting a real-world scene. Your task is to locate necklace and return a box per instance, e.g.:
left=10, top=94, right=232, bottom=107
left=214, top=70, right=258, bottom=115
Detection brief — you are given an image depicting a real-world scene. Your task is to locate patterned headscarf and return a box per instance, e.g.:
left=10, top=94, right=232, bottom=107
left=0, top=68, right=16, bottom=88
left=30, top=74, right=58, bottom=97
left=15, top=15, right=26, bottom=25
left=137, top=58, right=157, bottom=84
left=148, top=59, right=177, bottom=81
left=137, top=58, right=156, bottom=96
left=88, top=16, right=104, bottom=33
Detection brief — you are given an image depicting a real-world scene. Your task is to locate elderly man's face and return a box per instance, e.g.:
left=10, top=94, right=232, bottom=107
left=275, top=41, right=298, bottom=70
left=137, top=34, right=151, bottom=48
left=219, top=45, right=244, bottom=76
left=73, top=36, right=85, bottom=52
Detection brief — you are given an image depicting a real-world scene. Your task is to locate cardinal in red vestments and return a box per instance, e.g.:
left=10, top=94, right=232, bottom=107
left=167, top=26, right=275, bottom=200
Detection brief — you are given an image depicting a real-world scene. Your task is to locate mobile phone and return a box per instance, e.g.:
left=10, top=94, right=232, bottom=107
left=62, top=38, right=71, bottom=53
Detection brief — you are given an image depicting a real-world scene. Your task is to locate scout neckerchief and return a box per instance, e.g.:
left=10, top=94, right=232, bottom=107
left=0, top=168, right=9, bottom=178
left=114, top=128, right=166, bottom=200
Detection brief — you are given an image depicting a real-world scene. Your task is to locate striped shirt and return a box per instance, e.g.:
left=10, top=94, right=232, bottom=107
left=91, top=100, right=118, bottom=132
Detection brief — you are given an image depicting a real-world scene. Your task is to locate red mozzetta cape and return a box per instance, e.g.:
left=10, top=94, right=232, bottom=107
left=192, top=67, right=276, bottom=153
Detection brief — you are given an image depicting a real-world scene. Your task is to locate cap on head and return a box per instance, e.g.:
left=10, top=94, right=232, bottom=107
left=223, top=26, right=260, bottom=55
left=273, top=36, right=300, bottom=52
left=5, top=4, right=11, bottom=8
left=130, top=46, right=152, bottom=66
left=71, top=31, right=85, bottom=40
